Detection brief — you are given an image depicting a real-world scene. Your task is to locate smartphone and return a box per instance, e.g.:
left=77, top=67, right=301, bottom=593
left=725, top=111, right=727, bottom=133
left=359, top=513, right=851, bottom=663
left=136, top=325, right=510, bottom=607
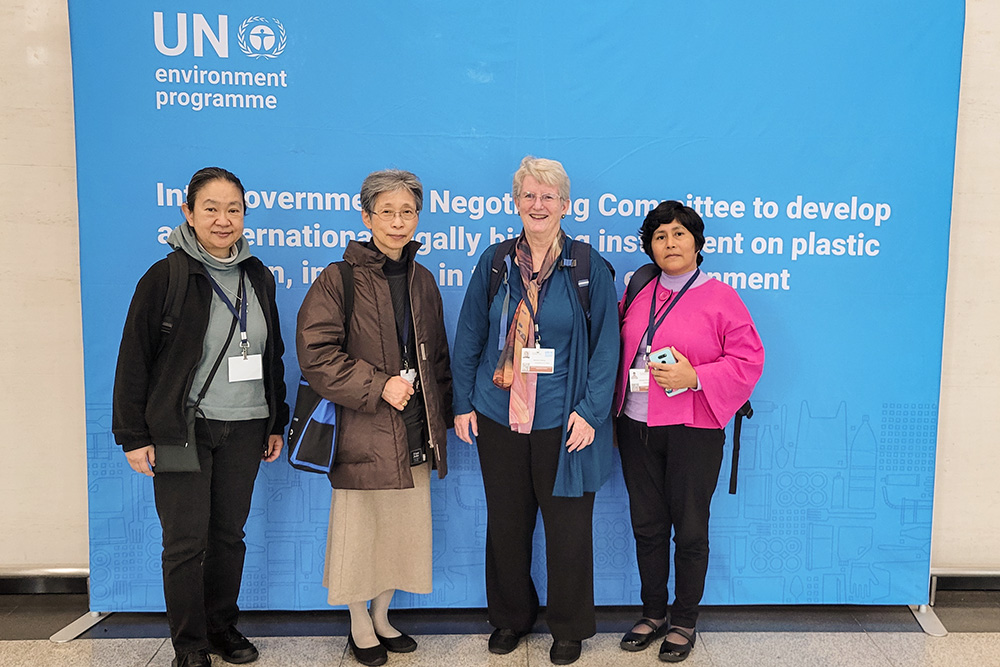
left=649, top=346, right=677, bottom=365
left=649, top=347, right=687, bottom=397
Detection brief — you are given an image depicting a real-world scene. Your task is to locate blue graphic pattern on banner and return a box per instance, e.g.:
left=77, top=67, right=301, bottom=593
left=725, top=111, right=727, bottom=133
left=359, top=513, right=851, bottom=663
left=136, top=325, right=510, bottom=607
left=70, top=2, right=963, bottom=611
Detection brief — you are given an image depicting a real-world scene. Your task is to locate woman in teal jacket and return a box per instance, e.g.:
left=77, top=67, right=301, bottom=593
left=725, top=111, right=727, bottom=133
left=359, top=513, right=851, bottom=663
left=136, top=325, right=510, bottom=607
left=451, top=156, right=619, bottom=666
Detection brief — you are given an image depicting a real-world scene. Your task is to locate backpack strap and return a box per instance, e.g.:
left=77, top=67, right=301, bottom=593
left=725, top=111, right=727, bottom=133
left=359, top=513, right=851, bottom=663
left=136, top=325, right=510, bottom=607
left=486, top=238, right=518, bottom=305
left=335, top=261, right=354, bottom=345
left=562, top=236, right=593, bottom=318
left=489, top=236, right=617, bottom=328
left=160, top=250, right=189, bottom=336
left=729, top=400, right=754, bottom=494
left=486, top=239, right=518, bottom=350
left=622, top=263, right=661, bottom=314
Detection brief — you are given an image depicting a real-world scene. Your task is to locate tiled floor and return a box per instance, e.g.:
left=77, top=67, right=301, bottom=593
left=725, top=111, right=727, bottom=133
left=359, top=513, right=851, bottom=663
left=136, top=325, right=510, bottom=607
left=1, top=592, right=998, bottom=666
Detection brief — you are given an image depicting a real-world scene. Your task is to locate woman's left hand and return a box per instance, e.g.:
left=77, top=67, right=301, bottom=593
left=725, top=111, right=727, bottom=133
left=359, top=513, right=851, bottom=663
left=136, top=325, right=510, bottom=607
left=649, top=347, right=698, bottom=393
left=263, top=435, right=284, bottom=462
left=566, top=411, right=595, bottom=452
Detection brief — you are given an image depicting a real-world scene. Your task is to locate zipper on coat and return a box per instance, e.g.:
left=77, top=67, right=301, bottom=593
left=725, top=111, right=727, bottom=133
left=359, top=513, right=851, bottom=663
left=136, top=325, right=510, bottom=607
left=409, top=279, right=441, bottom=464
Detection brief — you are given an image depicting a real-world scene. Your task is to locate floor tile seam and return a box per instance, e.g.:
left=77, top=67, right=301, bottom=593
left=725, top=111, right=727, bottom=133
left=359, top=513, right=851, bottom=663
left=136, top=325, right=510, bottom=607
left=858, top=628, right=901, bottom=667
left=849, top=610, right=869, bottom=634
left=144, top=637, right=169, bottom=667
left=694, top=629, right=720, bottom=667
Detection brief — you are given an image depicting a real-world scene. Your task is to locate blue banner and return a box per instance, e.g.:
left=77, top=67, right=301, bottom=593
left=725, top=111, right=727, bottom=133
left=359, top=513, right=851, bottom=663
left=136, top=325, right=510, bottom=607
left=70, top=2, right=964, bottom=611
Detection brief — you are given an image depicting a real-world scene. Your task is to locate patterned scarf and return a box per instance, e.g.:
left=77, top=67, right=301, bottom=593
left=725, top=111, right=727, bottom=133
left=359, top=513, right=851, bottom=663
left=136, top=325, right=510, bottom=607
left=492, top=233, right=562, bottom=433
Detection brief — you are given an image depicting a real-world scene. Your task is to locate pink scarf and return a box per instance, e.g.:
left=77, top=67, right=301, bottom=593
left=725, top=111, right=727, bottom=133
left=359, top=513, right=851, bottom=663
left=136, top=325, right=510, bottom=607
left=492, top=234, right=562, bottom=432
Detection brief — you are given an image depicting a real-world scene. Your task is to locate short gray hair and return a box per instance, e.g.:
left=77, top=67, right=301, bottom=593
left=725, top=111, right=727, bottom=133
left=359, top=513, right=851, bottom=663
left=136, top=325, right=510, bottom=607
left=359, top=169, right=423, bottom=213
left=512, top=156, right=570, bottom=201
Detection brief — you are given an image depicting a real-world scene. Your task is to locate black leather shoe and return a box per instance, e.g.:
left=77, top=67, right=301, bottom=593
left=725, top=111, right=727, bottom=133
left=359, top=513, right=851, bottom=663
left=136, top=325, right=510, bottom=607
left=488, top=628, right=527, bottom=654
left=376, top=631, right=417, bottom=653
left=550, top=639, right=582, bottom=665
left=207, top=626, right=259, bottom=664
left=172, top=649, right=211, bottom=667
left=620, top=618, right=668, bottom=651
left=348, top=633, right=388, bottom=666
left=659, top=627, right=696, bottom=663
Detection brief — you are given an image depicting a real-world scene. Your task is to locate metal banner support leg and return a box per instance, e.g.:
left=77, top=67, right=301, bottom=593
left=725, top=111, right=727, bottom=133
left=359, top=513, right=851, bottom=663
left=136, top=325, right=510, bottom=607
left=909, top=604, right=947, bottom=637
left=49, top=611, right=111, bottom=643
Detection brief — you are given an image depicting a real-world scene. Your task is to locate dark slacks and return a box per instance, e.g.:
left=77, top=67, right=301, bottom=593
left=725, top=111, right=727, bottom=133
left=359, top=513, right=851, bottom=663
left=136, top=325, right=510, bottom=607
left=476, top=413, right=597, bottom=641
left=616, top=415, right=724, bottom=628
left=152, top=418, right=267, bottom=655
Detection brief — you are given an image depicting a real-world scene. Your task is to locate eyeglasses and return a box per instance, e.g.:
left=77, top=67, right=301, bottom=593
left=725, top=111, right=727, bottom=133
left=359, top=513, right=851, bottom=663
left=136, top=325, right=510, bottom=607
left=371, top=208, right=418, bottom=222
left=519, top=192, right=562, bottom=205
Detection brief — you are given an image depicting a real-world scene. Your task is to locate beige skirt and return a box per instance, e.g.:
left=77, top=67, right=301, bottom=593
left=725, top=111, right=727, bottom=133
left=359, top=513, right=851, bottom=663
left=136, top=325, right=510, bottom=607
left=322, top=463, right=432, bottom=605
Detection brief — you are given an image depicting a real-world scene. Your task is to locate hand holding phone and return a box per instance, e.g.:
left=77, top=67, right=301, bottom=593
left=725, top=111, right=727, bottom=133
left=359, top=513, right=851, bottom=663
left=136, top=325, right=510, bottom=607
left=649, top=346, right=677, bottom=365
left=649, top=346, right=688, bottom=397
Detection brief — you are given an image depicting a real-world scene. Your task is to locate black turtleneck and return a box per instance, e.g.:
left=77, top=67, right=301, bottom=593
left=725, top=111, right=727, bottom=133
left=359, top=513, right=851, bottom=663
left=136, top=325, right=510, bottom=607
left=367, top=242, right=426, bottom=445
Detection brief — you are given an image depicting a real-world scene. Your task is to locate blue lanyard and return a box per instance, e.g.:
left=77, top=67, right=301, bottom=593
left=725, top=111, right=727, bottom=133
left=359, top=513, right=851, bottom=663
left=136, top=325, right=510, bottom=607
left=206, top=267, right=249, bottom=358
left=398, top=294, right=413, bottom=369
left=644, top=269, right=699, bottom=358
left=496, top=259, right=552, bottom=350
left=521, top=275, right=551, bottom=347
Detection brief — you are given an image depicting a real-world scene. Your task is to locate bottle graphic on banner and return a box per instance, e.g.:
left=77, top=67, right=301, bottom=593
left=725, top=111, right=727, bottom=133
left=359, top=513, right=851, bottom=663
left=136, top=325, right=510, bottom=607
left=831, top=472, right=845, bottom=509
left=759, top=424, right=774, bottom=470
left=794, top=401, right=848, bottom=469
left=848, top=415, right=877, bottom=510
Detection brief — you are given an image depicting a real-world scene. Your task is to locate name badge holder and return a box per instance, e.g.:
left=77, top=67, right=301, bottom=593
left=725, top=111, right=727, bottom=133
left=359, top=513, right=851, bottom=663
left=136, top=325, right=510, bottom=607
left=207, top=268, right=264, bottom=383
left=628, top=367, right=650, bottom=393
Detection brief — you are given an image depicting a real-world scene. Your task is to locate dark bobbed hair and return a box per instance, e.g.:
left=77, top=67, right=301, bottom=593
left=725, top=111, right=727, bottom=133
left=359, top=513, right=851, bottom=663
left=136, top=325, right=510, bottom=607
left=186, top=167, right=246, bottom=210
left=638, top=200, right=706, bottom=266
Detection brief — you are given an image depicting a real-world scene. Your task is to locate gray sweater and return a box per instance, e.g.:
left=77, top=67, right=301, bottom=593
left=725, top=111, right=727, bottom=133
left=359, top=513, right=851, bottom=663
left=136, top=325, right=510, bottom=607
left=167, top=224, right=269, bottom=421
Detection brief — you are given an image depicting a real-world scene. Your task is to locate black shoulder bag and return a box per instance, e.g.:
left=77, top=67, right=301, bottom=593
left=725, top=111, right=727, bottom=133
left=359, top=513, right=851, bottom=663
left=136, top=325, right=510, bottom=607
left=154, top=283, right=241, bottom=473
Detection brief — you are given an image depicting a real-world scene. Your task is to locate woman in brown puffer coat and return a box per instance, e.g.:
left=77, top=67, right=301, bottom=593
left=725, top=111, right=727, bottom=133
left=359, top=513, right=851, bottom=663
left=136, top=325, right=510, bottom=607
left=296, top=169, right=452, bottom=667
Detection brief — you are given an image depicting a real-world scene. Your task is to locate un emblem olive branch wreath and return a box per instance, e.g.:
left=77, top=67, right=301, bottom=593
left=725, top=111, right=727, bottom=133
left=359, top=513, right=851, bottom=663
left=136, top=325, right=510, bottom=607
left=237, top=16, right=287, bottom=59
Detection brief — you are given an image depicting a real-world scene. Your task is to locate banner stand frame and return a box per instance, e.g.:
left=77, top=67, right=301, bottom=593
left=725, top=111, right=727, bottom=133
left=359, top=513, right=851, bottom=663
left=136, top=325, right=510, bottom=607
left=908, top=605, right=947, bottom=637
left=49, top=610, right=111, bottom=643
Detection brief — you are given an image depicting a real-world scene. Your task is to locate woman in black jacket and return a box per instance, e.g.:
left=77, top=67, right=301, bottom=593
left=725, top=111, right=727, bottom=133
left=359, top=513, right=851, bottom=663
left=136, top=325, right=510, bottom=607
left=112, top=167, right=288, bottom=667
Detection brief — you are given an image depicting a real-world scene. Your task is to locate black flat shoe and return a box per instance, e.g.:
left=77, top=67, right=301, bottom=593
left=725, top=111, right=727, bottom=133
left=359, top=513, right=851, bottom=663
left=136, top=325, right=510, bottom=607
left=659, top=627, right=696, bottom=663
left=376, top=631, right=417, bottom=653
left=172, top=649, right=211, bottom=667
left=550, top=639, right=582, bottom=665
left=207, top=626, right=259, bottom=664
left=348, top=634, right=388, bottom=666
left=620, top=618, right=668, bottom=651
left=488, top=628, right=527, bottom=654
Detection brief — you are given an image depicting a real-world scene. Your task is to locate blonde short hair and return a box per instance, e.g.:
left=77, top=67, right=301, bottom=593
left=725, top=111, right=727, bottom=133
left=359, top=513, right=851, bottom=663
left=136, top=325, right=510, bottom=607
left=512, top=156, right=570, bottom=201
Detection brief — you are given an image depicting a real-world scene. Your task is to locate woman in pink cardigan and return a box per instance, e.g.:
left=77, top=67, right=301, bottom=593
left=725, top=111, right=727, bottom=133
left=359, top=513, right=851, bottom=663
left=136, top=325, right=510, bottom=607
left=614, top=201, right=763, bottom=662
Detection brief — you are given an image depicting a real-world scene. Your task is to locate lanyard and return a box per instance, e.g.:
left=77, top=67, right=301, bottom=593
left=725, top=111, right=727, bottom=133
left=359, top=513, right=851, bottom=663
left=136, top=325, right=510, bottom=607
left=521, top=275, right=551, bottom=347
left=644, top=269, right=699, bottom=358
left=496, top=262, right=552, bottom=350
left=398, top=294, right=414, bottom=369
left=206, top=267, right=249, bottom=358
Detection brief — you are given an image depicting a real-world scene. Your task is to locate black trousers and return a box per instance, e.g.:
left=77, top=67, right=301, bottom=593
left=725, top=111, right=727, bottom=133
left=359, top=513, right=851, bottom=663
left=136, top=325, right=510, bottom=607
left=616, top=415, right=724, bottom=628
left=476, top=413, right=597, bottom=641
left=152, top=418, right=267, bottom=655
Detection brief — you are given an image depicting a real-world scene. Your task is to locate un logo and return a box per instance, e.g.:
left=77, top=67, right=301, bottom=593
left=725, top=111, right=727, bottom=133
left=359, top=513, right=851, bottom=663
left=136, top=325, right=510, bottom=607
left=237, top=16, right=286, bottom=59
